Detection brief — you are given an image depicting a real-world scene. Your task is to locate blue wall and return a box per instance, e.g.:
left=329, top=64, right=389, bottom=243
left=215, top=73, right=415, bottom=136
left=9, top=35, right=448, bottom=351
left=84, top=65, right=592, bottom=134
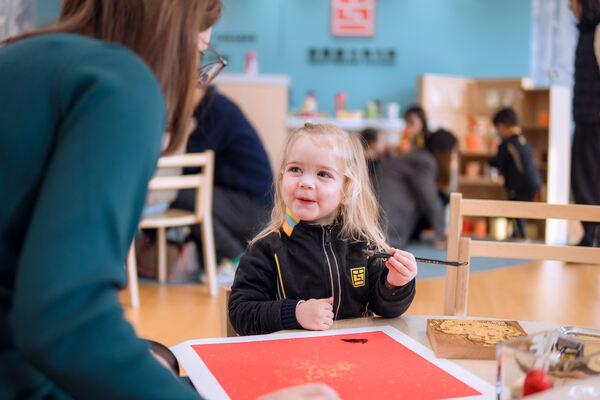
left=35, top=0, right=533, bottom=114
left=35, top=0, right=61, bottom=27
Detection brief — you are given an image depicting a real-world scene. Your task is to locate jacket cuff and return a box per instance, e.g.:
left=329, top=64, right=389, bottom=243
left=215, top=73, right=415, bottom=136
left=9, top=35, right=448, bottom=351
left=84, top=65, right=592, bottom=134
left=280, top=299, right=302, bottom=330
left=379, top=271, right=416, bottom=298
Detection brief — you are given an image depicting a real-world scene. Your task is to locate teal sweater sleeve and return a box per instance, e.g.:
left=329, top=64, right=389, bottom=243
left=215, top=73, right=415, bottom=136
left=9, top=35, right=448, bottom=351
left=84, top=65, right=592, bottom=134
left=8, top=43, right=199, bottom=399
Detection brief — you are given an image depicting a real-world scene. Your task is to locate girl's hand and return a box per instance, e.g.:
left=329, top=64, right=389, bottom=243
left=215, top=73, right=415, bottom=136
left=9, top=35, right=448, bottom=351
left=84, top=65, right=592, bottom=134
left=296, top=297, right=334, bottom=330
left=385, top=248, right=418, bottom=287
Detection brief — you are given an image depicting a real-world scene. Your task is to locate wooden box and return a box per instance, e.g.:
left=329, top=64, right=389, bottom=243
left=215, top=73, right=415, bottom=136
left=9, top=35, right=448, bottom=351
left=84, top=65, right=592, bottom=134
left=427, top=319, right=527, bottom=360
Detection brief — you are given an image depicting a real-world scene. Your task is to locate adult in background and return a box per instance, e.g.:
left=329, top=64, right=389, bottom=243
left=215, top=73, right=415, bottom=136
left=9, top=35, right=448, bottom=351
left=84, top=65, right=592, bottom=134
left=569, top=0, right=600, bottom=246
left=0, top=0, right=336, bottom=399
left=172, top=85, right=273, bottom=273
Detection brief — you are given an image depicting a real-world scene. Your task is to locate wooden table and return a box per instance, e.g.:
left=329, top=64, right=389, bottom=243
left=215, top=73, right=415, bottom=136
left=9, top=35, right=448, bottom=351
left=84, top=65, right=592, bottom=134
left=323, top=315, right=557, bottom=385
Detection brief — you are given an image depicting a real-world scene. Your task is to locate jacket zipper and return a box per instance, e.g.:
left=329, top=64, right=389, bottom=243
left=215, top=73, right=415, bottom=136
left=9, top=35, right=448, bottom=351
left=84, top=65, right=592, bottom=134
left=321, top=226, right=336, bottom=318
left=329, top=241, right=342, bottom=318
left=323, top=226, right=342, bottom=319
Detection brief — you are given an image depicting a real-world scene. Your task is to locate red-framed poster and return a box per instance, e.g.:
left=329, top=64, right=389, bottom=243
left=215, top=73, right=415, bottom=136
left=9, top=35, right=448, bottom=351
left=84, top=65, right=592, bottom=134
left=330, top=0, right=376, bottom=38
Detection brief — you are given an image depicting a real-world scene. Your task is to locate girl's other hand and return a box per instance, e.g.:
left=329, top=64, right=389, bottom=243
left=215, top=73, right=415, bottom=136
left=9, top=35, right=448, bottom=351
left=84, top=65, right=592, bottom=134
left=385, top=248, right=418, bottom=287
left=295, top=297, right=334, bottom=331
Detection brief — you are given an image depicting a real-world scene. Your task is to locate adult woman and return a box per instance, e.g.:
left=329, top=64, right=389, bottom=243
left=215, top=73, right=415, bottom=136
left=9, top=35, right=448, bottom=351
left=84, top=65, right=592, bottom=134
left=569, top=0, right=600, bottom=247
left=0, top=1, right=336, bottom=399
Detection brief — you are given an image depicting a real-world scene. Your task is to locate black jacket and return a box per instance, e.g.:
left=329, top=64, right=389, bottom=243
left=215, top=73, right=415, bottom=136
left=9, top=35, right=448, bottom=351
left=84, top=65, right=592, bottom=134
left=573, top=23, right=600, bottom=123
left=489, top=134, right=542, bottom=198
left=228, top=219, right=416, bottom=336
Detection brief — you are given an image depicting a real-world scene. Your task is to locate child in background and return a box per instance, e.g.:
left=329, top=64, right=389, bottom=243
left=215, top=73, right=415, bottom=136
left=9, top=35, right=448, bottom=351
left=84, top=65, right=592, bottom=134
left=489, top=108, right=542, bottom=239
left=229, top=123, right=417, bottom=336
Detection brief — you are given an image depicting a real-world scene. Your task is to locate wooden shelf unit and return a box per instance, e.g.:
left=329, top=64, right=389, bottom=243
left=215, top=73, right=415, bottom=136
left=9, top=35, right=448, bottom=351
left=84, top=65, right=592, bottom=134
left=418, top=74, right=572, bottom=244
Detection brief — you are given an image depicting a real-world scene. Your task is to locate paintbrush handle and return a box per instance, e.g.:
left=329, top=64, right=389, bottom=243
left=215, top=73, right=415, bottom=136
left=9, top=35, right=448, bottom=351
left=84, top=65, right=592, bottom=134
left=366, top=251, right=466, bottom=267
left=414, top=257, right=466, bottom=267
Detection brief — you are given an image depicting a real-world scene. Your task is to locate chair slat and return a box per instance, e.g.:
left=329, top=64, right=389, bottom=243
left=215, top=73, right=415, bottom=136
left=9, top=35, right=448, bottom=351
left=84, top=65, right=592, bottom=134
left=148, top=175, right=203, bottom=190
left=461, top=199, right=600, bottom=222
left=470, top=240, right=600, bottom=264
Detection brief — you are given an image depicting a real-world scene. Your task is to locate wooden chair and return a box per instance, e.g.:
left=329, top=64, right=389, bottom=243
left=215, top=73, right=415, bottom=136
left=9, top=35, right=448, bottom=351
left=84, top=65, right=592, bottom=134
left=445, top=192, right=600, bottom=316
left=219, top=286, right=238, bottom=337
left=127, top=151, right=217, bottom=308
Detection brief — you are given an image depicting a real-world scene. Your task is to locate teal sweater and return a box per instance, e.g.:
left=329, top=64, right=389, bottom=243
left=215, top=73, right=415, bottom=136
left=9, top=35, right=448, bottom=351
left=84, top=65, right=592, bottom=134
left=0, top=34, right=199, bottom=399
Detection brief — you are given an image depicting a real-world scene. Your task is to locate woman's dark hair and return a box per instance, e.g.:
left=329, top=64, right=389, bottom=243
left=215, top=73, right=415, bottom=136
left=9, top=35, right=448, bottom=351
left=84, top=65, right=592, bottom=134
left=493, top=107, right=519, bottom=127
left=578, top=0, right=600, bottom=31
left=403, top=105, right=430, bottom=137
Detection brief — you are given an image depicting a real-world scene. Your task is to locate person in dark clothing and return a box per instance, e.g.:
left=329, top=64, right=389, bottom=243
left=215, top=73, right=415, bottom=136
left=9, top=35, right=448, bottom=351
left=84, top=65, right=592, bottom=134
left=229, top=123, right=417, bottom=336
left=426, top=129, right=459, bottom=205
left=171, top=86, right=273, bottom=265
left=359, top=128, right=446, bottom=248
left=489, top=108, right=542, bottom=239
left=569, top=0, right=600, bottom=247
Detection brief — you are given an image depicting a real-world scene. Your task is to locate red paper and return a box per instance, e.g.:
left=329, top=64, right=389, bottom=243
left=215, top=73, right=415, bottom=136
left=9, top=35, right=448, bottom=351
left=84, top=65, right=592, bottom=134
left=192, top=331, right=481, bottom=399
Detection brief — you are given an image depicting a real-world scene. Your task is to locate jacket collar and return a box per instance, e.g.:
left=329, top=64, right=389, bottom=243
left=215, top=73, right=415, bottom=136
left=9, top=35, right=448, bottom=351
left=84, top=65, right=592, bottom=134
left=281, top=208, right=342, bottom=237
left=282, top=208, right=300, bottom=236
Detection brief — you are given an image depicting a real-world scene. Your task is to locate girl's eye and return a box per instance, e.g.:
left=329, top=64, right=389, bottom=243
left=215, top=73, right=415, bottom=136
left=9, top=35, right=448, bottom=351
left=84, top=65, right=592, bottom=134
left=318, top=171, right=332, bottom=179
left=288, top=166, right=301, bottom=173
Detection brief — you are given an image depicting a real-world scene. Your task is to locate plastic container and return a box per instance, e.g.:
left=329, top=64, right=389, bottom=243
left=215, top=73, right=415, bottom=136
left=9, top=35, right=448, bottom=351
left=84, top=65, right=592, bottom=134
left=244, top=50, right=258, bottom=76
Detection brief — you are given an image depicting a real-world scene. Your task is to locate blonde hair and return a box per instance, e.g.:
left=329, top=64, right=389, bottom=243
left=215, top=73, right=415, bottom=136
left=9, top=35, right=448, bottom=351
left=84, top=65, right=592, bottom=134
left=4, top=0, right=222, bottom=156
left=251, top=123, right=388, bottom=250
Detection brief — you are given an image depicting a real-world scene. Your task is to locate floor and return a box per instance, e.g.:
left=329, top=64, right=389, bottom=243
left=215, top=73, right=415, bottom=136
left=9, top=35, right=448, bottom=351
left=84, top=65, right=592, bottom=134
left=118, top=259, right=600, bottom=347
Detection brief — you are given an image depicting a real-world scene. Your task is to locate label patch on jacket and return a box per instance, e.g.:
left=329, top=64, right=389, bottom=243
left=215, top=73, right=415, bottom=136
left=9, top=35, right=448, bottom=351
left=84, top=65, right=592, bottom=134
left=350, top=267, right=366, bottom=287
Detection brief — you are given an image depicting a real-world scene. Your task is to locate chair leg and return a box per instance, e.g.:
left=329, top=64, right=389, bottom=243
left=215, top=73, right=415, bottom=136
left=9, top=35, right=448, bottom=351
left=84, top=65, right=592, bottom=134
left=127, top=243, right=140, bottom=308
left=157, top=227, right=167, bottom=284
left=454, top=237, right=471, bottom=316
left=201, top=217, right=218, bottom=297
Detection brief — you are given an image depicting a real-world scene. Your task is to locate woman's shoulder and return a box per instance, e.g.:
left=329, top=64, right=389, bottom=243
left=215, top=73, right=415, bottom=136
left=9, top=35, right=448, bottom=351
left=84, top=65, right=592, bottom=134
left=5, top=33, right=162, bottom=105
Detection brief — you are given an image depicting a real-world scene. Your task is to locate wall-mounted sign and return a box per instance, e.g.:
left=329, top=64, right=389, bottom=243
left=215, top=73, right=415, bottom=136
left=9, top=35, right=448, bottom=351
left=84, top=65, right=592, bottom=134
left=307, top=47, right=395, bottom=66
left=330, top=0, right=376, bottom=38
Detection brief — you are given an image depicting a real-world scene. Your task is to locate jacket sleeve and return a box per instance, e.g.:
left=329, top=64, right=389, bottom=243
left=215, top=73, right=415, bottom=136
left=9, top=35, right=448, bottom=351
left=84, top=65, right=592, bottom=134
left=228, top=239, right=301, bottom=335
left=367, top=258, right=416, bottom=318
left=10, top=49, right=199, bottom=399
left=489, top=142, right=507, bottom=169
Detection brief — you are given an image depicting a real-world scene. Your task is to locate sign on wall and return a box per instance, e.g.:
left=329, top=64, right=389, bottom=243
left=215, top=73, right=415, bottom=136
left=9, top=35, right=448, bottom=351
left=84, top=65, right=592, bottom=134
left=330, top=0, right=376, bottom=38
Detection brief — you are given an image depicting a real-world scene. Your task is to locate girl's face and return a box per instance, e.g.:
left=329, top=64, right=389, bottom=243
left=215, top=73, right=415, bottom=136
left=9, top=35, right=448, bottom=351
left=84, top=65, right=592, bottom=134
left=569, top=0, right=582, bottom=20
left=404, top=113, right=423, bottom=139
left=281, top=135, right=345, bottom=225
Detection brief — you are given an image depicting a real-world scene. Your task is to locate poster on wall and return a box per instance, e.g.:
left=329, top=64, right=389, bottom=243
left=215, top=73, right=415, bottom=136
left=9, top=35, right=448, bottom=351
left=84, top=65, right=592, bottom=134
left=330, top=0, right=376, bottom=38
left=0, top=0, right=34, bottom=41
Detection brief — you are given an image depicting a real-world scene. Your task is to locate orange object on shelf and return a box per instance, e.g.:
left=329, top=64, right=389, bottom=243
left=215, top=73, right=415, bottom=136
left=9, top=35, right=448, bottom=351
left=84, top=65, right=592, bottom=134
left=472, top=219, right=488, bottom=238
left=539, top=110, right=549, bottom=127
left=465, top=132, right=482, bottom=153
left=462, top=219, right=473, bottom=235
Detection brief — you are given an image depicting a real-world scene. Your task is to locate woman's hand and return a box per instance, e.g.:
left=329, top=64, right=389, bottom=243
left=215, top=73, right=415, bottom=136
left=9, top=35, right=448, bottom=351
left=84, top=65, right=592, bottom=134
left=295, top=297, right=334, bottom=330
left=385, top=248, right=418, bottom=287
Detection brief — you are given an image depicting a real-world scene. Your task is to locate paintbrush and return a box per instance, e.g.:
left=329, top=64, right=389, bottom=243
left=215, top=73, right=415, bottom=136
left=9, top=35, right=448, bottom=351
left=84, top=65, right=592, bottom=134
left=362, top=249, right=467, bottom=267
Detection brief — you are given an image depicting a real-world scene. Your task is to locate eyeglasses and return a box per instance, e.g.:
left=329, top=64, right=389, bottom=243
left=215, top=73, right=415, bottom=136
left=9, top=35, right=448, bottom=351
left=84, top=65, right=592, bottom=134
left=197, top=42, right=227, bottom=88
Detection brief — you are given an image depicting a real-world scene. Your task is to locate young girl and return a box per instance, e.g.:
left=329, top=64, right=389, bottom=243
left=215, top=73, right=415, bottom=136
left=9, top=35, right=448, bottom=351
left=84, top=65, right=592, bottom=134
left=229, top=123, right=417, bottom=336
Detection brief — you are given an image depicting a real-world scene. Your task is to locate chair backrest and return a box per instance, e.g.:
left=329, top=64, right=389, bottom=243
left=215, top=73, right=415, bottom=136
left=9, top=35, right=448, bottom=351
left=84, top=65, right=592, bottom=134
left=445, top=192, right=600, bottom=316
left=147, top=151, right=214, bottom=220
